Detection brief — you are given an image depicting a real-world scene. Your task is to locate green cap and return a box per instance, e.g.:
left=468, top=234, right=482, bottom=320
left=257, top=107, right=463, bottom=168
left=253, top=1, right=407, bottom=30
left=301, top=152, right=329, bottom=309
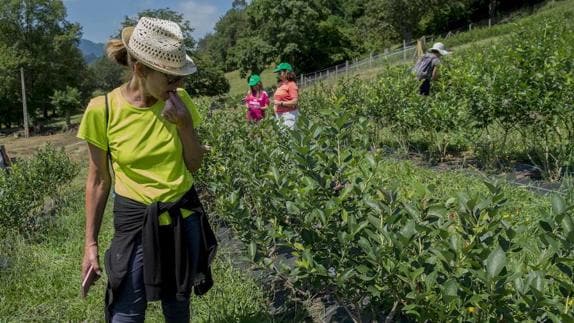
left=247, top=74, right=261, bottom=87
left=273, top=62, right=293, bottom=73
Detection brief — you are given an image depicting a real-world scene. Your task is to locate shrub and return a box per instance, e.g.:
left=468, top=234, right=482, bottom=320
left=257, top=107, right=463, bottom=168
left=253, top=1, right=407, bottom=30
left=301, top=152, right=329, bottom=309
left=0, top=145, right=79, bottom=237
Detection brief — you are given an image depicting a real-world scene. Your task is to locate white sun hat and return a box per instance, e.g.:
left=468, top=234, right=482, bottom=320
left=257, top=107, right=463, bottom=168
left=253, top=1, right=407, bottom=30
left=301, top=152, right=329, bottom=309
left=429, top=42, right=450, bottom=56
left=121, top=17, right=197, bottom=76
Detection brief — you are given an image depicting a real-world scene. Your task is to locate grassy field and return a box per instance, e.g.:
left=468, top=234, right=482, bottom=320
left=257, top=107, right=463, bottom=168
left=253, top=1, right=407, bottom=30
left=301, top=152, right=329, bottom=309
left=225, top=68, right=277, bottom=98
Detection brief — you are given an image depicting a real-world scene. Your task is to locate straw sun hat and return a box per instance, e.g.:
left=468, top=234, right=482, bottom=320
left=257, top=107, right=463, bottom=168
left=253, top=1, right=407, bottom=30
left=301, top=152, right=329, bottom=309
left=429, top=42, right=450, bottom=56
left=121, top=17, right=197, bottom=76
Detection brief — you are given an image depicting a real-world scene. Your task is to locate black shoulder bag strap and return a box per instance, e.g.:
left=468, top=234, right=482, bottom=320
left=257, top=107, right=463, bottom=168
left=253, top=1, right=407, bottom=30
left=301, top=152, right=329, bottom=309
left=104, top=94, right=114, bottom=178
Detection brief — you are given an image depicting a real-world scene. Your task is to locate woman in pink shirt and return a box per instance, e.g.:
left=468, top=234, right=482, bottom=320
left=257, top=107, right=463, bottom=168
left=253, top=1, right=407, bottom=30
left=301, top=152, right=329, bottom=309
left=244, top=74, right=269, bottom=122
left=272, top=62, right=299, bottom=129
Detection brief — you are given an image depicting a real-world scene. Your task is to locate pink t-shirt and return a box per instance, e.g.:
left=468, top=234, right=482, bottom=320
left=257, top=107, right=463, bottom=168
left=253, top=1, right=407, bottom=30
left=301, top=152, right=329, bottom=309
left=244, top=91, right=269, bottom=121
left=245, top=91, right=269, bottom=110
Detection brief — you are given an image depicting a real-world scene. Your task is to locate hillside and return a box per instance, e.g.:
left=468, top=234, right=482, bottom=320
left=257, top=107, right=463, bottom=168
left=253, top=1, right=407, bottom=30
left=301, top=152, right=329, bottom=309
left=78, top=38, right=104, bottom=64
left=224, top=0, right=567, bottom=97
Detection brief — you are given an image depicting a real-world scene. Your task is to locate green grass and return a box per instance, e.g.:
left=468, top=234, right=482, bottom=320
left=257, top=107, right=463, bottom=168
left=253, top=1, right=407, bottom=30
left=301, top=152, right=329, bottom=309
left=0, top=167, right=271, bottom=322
left=225, top=67, right=277, bottom=98
left=44, top=114, right=83, bottom=128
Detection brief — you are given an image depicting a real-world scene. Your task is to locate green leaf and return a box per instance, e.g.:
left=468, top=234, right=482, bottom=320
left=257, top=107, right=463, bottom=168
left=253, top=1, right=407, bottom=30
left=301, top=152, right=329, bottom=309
left=366, top=286, right=381, bottom=297
left=286, top=201, right=300, bottom=214
left=486, top=247, right=506, bottom=278
left=270, top=166, right=280, bottom=183
left=365, top=199, right=381, bottom=212
left=561, top=214, right=574, bottom=234
left=365, top=154, right=377, bottom=168
left=356, top=265, right=370, bottom=274
left=368, top=215, right=383, bottom=231
left=358, top=237, right=372, bottom=253
left=400, top=220, right=417, bottom=241
left=341, top=210, right=349, bottom=223
left=339, top=268, right=354, bottom=282
left=428, top=206, right=447, bottom=218
left=248, top=241, right=257, bottom=261
left=539, top=220, right=553, bottom=233
left=338, top=185, right=353, bottom=202
left=449, top=233, right=462, bottom=253
left=354, top=220, right=370, bottom=235
left=552, top=195, right=565, bottom=215
left=556, top=262, right=572, bottom=277
left=527, top=271, right=545, bottom=292
left=444, top=279, right=458, bottom=297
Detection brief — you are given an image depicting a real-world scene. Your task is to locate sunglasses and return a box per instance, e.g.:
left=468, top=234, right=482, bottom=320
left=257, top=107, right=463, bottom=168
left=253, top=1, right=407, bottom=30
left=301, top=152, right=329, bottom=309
left=163, top=73, right=185, bottom=85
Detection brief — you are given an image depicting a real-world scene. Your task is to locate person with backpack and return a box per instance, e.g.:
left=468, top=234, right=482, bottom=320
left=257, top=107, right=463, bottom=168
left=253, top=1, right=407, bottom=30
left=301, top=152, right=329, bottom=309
left=77, top=17, right=217, bottom=322
left=244, top=74, right=269, bottom=122
left=413, top=42, right=450, bottom=96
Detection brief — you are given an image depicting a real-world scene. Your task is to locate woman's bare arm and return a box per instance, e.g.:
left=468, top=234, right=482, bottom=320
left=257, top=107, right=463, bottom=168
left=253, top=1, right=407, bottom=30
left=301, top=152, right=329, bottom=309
left=82, top=143, right=111, bottom=278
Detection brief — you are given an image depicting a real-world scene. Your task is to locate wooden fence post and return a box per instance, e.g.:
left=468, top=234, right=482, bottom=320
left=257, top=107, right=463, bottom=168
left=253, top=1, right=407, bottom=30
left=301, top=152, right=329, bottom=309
left=345, top=60, right=349, bottom=76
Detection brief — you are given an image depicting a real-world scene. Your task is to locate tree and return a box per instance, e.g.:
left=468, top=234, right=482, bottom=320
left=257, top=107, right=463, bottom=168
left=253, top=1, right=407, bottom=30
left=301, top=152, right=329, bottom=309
left=227, top=36, right=275, bottom=78
left=243, top=0, right=358, bottom=72
left=185, top=54, right=230, bottom=97
left=0, top=0, right=86, bottom=123
left=197, top=7, right=248, bottom=72
left=232, top=0, right=247, bottom=10
left=379, top=0, right=428, bottom=42
left=88, top=56, right=126, bottom=94
left=355, top=0, right=397, bottom=52
left=0, top=44, right=25, bottom=128
left=50, top=86, right=81, bottom=128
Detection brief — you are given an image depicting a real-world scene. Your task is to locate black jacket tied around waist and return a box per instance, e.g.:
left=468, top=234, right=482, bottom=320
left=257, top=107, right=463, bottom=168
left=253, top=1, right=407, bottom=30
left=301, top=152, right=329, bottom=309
left=104, top=187, right=217, bottom=321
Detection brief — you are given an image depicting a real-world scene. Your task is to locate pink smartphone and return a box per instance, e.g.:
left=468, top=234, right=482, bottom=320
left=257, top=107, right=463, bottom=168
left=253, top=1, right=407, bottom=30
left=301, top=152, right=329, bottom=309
left=81, top=265, right=100, bottom=298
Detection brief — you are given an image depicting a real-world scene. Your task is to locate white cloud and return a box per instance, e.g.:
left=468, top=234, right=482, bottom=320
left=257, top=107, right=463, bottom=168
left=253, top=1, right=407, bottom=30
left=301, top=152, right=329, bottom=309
left=178, top=1, right=220, bottom=40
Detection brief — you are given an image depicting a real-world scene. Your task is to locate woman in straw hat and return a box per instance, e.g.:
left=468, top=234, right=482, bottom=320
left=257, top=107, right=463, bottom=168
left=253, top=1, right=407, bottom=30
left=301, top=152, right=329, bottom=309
left=77, top=17, right=216, bottom=322
left=244, top=74, right=269, bottom=122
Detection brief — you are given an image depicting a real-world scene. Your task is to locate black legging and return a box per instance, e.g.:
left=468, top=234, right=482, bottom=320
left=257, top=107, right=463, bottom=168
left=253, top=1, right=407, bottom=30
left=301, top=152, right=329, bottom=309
left=419, top=79, right=431, bottom=96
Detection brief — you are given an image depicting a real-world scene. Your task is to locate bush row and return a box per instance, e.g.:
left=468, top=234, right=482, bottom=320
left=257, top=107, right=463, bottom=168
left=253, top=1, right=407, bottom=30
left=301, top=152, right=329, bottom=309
left=302, top=9, right=574, bottom=179
left=0, top=145, right=79, bottom=237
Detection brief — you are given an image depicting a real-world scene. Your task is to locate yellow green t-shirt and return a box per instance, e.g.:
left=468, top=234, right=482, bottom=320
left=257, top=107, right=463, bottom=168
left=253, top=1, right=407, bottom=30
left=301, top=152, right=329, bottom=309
left=77, top=87, right=202, bottom=225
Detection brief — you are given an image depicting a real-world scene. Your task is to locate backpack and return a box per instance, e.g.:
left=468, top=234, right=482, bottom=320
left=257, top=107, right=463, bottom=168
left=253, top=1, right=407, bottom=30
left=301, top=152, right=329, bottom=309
left=413, top=54, right=435, bottom=80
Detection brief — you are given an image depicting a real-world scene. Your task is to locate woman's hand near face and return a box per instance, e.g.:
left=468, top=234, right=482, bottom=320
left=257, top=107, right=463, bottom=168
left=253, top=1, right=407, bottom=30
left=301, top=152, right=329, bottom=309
left=162, top=91, right=193, bottom=128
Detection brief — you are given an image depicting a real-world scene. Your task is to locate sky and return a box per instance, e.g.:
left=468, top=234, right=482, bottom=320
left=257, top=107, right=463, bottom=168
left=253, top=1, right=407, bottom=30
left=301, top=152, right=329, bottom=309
left=63, top=0, right=234, bottom=43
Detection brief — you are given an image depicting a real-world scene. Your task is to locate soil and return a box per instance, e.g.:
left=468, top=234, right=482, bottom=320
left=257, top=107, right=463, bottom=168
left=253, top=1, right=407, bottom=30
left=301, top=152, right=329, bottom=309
left=0, top=129, right=87, bottom=162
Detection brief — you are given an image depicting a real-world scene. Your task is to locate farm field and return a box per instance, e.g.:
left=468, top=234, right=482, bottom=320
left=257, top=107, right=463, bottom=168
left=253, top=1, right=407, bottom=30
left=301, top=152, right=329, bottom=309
left=1, top=0, right=574, bottom=321
left=195, top=0, right=574, bottom=320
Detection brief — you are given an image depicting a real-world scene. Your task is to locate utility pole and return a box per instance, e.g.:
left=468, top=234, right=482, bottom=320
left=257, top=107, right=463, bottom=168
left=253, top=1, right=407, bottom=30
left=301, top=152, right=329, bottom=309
left=489, top=0, right=498, bottom=25
left=20, top=67, right=29, bottom=138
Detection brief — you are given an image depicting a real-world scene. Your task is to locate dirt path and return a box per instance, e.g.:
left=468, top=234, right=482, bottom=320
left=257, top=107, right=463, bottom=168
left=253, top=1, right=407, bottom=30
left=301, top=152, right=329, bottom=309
left=0, top=131, right=87, bottom=161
